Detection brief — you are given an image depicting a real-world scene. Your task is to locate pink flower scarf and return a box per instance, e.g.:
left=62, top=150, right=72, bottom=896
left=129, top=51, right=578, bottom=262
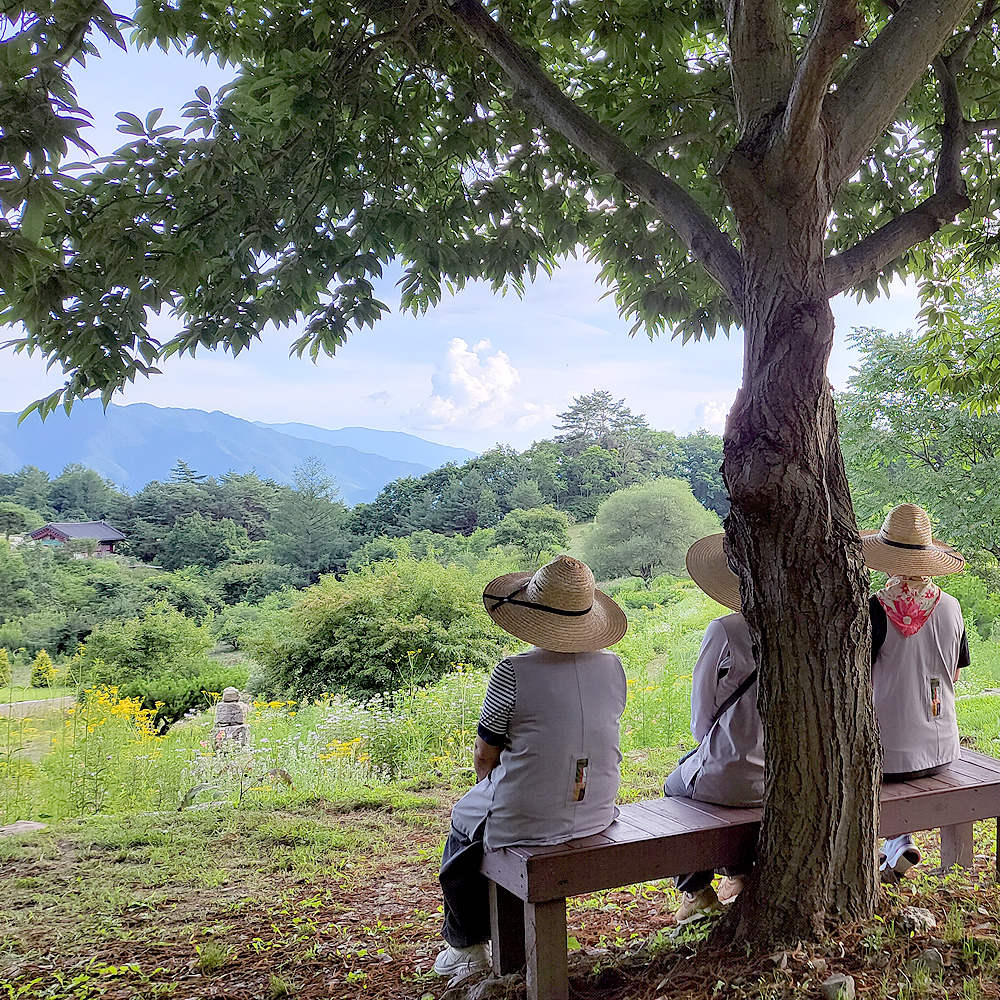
left=877, top=575, right=941, bottom=637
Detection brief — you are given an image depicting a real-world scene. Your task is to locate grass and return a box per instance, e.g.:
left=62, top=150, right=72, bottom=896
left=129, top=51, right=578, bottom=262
left=3, top=584, right=1000, bottom=997
left=0, top=686, right=75, bottom=704
left=1, top=796, right=999, bottom=1000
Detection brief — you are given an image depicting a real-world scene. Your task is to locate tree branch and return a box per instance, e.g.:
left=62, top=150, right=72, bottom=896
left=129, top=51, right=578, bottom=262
left=944, top=0, right=1000, bottom=66
left=969, top=117, right=1000, bottom=133
left=721, top=0, right=795, bottom=127
left=783, top=0, right=864, bottom=150
left=447, top=0, right=745, bottom=315
left=828, top=0, right=977, bottom=185
left=932, top=51, right=967, bottom=195
left=824, top=190, right=969, bottom=296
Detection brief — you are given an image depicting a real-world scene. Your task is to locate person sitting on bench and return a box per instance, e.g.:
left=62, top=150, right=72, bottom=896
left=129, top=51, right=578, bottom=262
left=433, top=555, right=628, bottom=980
left=862, top=503, right=970, bottom=878
left=662, top=533, right=763, bottom=925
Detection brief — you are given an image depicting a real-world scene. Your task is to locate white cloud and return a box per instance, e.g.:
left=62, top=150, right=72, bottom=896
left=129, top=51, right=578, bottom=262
left=416, top=338, right=529, bottom=429
left=690, top=401, right=728, bottom=435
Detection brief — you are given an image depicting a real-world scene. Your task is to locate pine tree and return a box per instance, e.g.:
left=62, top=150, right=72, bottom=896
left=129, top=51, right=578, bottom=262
left=30, top=649, right=56, bottom=688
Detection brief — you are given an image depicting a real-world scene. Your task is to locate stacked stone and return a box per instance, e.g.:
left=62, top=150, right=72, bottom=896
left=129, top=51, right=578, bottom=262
left=213, top=687, right=250, bottom=749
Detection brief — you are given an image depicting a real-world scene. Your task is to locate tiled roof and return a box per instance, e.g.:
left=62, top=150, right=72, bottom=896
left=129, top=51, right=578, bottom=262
left=29, top=521, right=126, bottom=542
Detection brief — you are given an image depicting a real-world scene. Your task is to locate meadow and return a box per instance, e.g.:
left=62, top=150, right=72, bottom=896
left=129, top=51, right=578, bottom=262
left=4, top=580, right=1000, bottom=824
left=4, top=583, right=1000, bottom=1000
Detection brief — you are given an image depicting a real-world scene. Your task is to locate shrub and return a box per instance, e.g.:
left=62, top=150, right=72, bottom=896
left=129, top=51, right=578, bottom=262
left=245, top=557, right=509, bottom=699
left=119, top=662, right=250, bottom=727
left=0, top=648, right=10, bottom=686
left=210, top=562, right=296, bottom=605
left=30, top=649, right=56, bottom=687
left=610, top=575, right=687, bottom=610
left=82, top=601, right=215, bottom=685
left=81, top=602, right=223, bottom=724
left=940, top=572, right=1000, bottom=640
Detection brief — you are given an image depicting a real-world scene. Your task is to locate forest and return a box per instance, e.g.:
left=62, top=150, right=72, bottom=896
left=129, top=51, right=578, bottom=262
left=0, top=390, right=724, bottom=709
left=2, top=327, right=999, bottom=731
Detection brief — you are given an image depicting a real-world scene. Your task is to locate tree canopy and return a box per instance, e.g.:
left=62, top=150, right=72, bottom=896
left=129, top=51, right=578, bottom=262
left=583, top=478, right=719, bottom=584
left=840, top=325, right=1000, bottom=565
left=4, top=2, right=995, bottom=411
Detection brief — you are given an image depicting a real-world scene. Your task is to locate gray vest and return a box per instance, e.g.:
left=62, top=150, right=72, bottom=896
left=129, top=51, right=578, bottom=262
left=873, top=592, right=964, bottom=774
left=675, top=614, right=764, bottom=807
left=451, top=648, right=626, bottom=851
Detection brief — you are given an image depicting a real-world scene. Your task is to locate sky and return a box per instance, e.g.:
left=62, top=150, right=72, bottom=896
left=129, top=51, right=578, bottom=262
left=0, top=42, right=923, bottom=454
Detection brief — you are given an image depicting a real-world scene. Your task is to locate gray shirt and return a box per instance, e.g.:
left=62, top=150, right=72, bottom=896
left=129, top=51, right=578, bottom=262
left=873, top=591, right=966, bottom=774
left=671, top=613, right=764, bottom=808
left=450, top=647, right=627, bottom=850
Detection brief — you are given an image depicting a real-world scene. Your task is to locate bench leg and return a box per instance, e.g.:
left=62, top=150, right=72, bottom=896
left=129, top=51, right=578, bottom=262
left=489, top=881, right=525, bottom=974
left=525, top=898, right=567, bottom=1000
left=941, top=822, right=974, bottom=870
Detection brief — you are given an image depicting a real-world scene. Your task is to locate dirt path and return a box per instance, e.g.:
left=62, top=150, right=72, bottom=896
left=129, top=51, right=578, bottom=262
left=0, top=696, right=74, bottom=718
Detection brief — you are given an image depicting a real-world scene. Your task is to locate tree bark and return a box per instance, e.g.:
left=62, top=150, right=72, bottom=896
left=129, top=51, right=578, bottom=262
left=715, top=119, right=881, bottom=943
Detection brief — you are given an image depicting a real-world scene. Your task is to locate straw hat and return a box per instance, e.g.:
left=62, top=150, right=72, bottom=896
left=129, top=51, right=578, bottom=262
left=685, top=533, right=741, bottom=611
left=861, top=504, right=964, bottom=577
left=482, top=555, right=627, bottom=653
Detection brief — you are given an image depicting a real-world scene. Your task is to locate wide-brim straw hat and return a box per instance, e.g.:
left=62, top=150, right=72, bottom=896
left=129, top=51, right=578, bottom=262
left=482, top=555, right=627, bottom=653
left=861, top=503, right=964, bottom=577
left=686, top=533, right=741, bottom=611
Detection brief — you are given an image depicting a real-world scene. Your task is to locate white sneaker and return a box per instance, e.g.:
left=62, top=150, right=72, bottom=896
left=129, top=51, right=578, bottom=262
left=885, top=834, right=921, bottom=875
left=433, top=942, right=489, bottom=978
left=674, top=886, right=723, bottom=925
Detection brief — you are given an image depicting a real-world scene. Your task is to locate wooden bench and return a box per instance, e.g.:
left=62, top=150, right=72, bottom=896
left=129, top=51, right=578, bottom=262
left=481, top=748, right=1000, bottom=1000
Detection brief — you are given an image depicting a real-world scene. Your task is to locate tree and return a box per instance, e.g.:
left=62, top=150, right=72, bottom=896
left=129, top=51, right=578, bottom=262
left=839, top=326, right=1000, bottom=562
left=494, top=506, right=571, bottom=563
left=6, top=0, right=1000, bottom=945
left=9, top=467, right=53, bottom=519
left=675, top=432, right=729, bottom=518
left=30, top=648, right=55, bottom=687
left=507, top=479, right=544, bottom=510
left=48, top=464, right=122, bottom=521
left=266, top=459, right=353, bottom=583
left=584, top=479, right=720, bottom=584
left=909, top=271, right=1000, bottom=411
left=0, top=501, right=45, bottom=539
left=159, top=512, right=255, bottom=571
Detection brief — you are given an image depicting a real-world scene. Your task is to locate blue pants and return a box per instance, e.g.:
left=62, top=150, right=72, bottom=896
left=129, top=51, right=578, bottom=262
left=439, top=821, right=490, bottom=947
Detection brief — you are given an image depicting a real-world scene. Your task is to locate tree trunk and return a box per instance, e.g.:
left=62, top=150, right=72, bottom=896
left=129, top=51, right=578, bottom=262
left=716, top=145, right=881, bottom=944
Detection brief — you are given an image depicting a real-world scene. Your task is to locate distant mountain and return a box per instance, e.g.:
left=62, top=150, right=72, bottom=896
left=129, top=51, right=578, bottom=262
left=254, top=422, right=476, bottom=468
left=0, top=402, right=463, bottom=504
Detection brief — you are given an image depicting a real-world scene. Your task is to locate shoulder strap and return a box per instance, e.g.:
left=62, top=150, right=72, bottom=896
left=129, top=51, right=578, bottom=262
left=870, top=595, right=887, bottom=666
left=710, top=667, right=758, bottom=726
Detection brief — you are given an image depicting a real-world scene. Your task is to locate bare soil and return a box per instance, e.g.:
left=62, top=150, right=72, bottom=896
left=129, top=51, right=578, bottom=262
left=0, top=791, right=997, bottom=999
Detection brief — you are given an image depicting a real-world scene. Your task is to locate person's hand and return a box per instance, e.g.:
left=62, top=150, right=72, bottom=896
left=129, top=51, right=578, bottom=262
left=474, top=737, right=501, bottom=781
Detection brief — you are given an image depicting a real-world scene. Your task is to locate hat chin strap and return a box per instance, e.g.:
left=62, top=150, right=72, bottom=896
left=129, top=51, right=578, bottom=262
left=484, top=583, right=593, bottom=617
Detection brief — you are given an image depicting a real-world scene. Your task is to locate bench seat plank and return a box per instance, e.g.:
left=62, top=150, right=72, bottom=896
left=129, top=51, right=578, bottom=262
left=481, top=749, right=1000, bottom=1000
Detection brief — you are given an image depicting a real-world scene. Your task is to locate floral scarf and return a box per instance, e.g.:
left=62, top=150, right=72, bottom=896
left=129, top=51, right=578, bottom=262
left=877, top=575, right=942, bottom=638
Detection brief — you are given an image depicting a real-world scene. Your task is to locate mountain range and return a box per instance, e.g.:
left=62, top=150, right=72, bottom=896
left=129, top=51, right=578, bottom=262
left=0, top=401, right=477, bottom=505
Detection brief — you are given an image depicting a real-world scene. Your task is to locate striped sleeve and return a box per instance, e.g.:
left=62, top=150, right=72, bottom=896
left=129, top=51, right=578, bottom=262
left=478, top=659, right=516, bottom=746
